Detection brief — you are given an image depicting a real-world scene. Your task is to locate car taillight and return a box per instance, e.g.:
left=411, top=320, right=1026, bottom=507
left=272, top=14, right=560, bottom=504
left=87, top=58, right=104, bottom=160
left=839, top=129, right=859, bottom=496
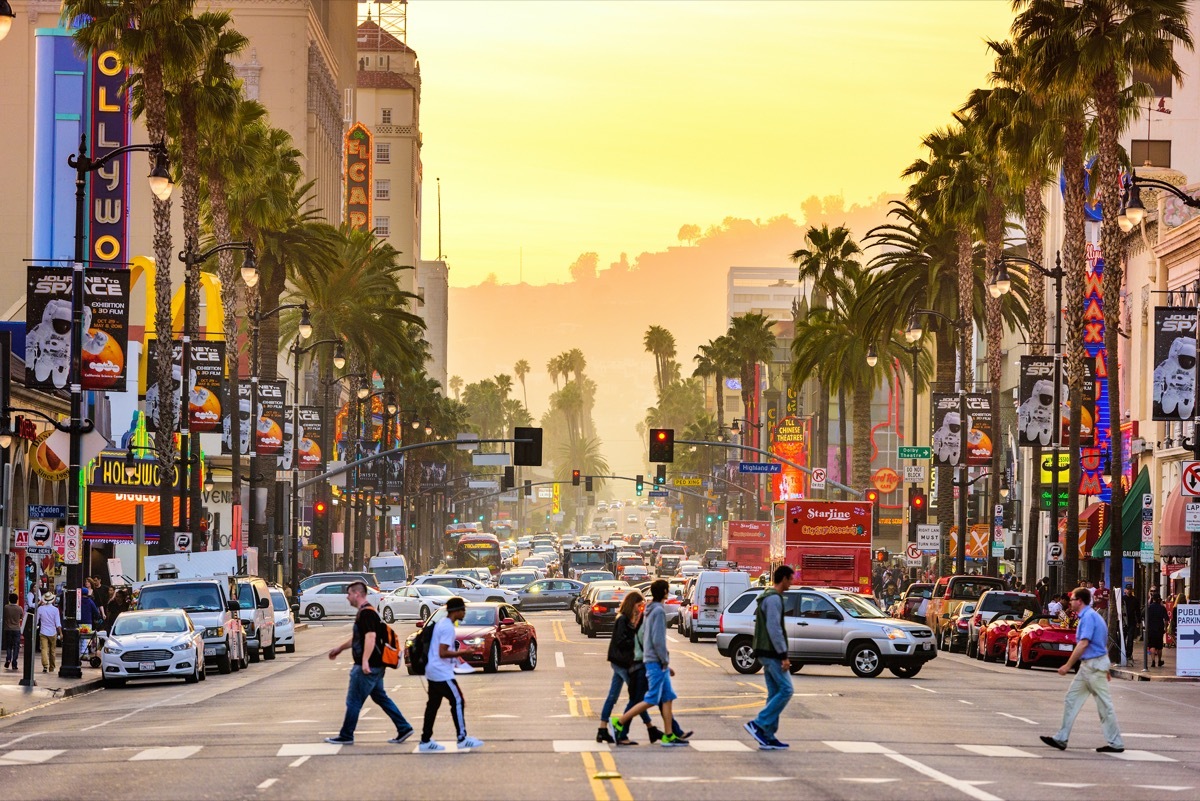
left=972, top=614, right=983, bottom=627
left=691, top=604, right=698, bottom=619
left=957, top=618, right=968, bottom=629
left=719, top=613, right=724, bottom=633
left=592, top=604, right=604, bottom=614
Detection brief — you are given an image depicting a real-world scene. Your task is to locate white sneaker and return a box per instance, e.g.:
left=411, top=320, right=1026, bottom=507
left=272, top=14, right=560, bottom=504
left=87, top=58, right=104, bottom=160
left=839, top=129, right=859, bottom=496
left=453, top=662, right=477, bottom=674
left=418, top=740, right=445, bottom=752
left=457, top=736, right=485, bottom=749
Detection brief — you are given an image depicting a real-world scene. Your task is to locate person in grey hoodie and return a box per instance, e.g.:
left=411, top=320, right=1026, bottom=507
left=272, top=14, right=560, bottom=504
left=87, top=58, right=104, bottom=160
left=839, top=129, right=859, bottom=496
left=745, top=565, right=794, bottom=750
left=609, top=579, right=689, bottom=746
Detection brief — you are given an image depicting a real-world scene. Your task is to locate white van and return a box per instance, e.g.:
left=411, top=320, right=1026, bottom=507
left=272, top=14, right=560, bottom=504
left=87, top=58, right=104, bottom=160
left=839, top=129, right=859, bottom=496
left=368, top=552, right=410, bottom=591
left=688, top=570, right=752, bottom=642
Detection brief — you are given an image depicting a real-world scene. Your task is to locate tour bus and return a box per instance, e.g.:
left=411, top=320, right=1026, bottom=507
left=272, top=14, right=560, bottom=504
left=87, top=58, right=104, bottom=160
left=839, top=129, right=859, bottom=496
left=453, top=532, right=503, bottom=576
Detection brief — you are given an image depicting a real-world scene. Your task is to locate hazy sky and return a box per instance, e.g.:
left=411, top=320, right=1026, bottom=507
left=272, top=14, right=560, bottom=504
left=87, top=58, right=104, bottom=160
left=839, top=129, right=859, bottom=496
left=400, top=1, right=1014, bottom=286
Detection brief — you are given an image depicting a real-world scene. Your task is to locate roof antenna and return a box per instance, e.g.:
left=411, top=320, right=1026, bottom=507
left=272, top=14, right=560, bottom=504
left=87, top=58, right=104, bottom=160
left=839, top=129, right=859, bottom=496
left=437, top=177, right=443, bottom=260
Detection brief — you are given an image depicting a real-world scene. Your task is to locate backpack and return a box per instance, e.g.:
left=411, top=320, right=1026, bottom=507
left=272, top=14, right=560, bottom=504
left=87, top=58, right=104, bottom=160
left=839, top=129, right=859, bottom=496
left=407, top=620, right=436, bottom=675
left=379, top=621, right=401, bottom=668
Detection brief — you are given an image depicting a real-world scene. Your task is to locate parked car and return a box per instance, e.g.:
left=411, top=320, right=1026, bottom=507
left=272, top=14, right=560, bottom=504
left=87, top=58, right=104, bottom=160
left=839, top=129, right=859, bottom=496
left=926, top=575, right=1005, bottom=647
left=404, top=602, right=537, bottom=674
left=298, top=581, right=383, bottom=620
left=716, top=587, right=936, bottom=678
left=976, top=613, right=1025, bottom=662
left=268, top=586, right=296, bottom=653
left=408, top=574, right=520, bottom=606
left=234, top=576, right=277, bottom=662
left=580, top=589, right=629, bottom=638
left=965, top=591, right=1042, bottom=658
left=378, top=583, right=454, bottom=622
left=298, top=571, right=380, bottom=594
left=1005, top=615, right=1077, bottom=669
left=135, top=576, right=247, bottom=675
left=517, top=578, right=583, bottom=611
left=890, top=582, right=933, bottom=623
left=942, top=602, right=978, bottom=653
left=100, top=609, right=206, bottom=687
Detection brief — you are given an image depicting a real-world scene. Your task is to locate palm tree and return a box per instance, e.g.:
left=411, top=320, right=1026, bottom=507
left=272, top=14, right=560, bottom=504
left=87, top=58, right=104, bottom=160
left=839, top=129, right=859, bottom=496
left=726, top=312, right=776, bottom=439
left=513, top=360, right=530, bottom=408
left=494, top=374, right=514, bottom=400
left=565, top=349, right=587, bottom=384
left=449, top=375, right=463, bottom=400
left=643, top=325, right=676, bottom=396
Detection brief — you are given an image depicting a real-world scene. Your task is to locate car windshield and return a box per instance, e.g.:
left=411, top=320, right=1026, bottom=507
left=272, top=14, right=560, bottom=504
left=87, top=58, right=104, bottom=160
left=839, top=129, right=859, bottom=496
left=138, top=584, right=223, bottom=613
left=270, top=592, right=288, bottom=612
left=460, top=608, right=498, bottom=626
left=981, top=594, right=1041, bottom=616
left=373, top=566, right=408, bottom=582
left=500, top=573, right=536, bottom=587
left=580, top=571, right=614, bottom=582
left=236, top=583, right=257, bottom=609
left=112, top=614, right=188, bottom=636
left=951, top=581, right=1000, bottom=601
left=523, top=559, right=546, bottom=568
left=416, top=585, right=454, bottom=597
left=832, top=593, right=888, bottom=619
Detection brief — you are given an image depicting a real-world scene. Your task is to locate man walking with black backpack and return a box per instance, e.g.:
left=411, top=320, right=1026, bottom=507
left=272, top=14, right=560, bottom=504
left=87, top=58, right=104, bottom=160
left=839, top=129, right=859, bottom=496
left=745, top=565, right=794, bottom=750
left=325, top=581, right=414, bottom=746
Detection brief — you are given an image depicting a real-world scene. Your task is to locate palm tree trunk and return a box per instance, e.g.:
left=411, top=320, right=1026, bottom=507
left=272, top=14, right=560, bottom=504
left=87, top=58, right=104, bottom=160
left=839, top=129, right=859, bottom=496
left=254, top=259, right=288, bottom=579
left=985, top=188, right=1003, bottom=577
left=1063, top=111, right=1086, bottom=592
left=851, top=383, right=872, bottom=491
left=935, top=326, right=955, bottom=573
left=837, top=384, right=848, bottom=500
left=1024, top=181, right=1047, bottom=591
left=715, top=370, right=725, bottom=429
left=179, top=89, right=203, bottom=540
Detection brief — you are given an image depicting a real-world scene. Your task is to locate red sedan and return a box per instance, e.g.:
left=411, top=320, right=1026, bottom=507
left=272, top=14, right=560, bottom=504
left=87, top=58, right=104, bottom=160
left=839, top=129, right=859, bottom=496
left=976, top=614, right=1024, bottom=662
left=404, top=602, right=537, bottom=673
left=1004, top=615, right=1076, bottom=669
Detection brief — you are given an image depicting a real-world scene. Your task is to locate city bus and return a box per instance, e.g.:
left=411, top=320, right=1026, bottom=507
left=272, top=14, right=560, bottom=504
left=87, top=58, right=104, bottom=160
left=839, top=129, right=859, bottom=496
left=453, top=532, right=503, bottom=576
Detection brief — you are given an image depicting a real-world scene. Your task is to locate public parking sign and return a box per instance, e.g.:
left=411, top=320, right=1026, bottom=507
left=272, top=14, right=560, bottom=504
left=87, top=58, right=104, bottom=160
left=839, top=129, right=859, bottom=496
left=1188, top=503, right=1200, bottom=533
left=1176, top=605, right=1200, bottom=677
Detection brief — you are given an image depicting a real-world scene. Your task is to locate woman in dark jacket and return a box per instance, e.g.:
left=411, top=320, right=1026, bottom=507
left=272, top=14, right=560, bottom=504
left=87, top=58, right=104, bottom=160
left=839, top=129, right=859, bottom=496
left=597, top=591, right=656, bottom=743
left=1146, top=593, right=1169, bottom=667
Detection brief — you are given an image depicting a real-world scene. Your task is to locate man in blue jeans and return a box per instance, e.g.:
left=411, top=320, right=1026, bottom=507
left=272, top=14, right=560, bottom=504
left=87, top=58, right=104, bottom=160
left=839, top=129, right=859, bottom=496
left=325, top=581, right=413, bottom=746
left=745, top=565, right=794, bottom=750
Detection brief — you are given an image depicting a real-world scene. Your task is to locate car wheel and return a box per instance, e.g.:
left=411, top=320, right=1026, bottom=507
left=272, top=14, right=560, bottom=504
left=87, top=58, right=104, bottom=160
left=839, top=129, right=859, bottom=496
left=420, top=606, right=432, bottom=622
left=239, top=638, right=249, bottom=670
left=730, top=637, right=761, bottom=674
left=199, top=661, right=207, bottom=681
left=1017, top=646, right=1032, bottom=669
left=306, top=604, right=325, bottom=621
left=284, top=644, right=295, bottom=654
left=484, top=642, right=501, bottom=673
left=966, top=638, right=977, bottom=658
left=849, top=643, right=885, bottom=678
left=249, top=645, right=261, bottom=664
left=788, top=662, right=804, bottom=674
left=382, top=606, right=395, bottom=624
left=689, top=626, right=699, bottom=644
left=888, top=663, right=922, bottom=679
left=520, top=640, right=537, bottom=671
left=1003, top=646, right=1014, bottom=667
left=982, top=642, right=994, bottom=663
left=185, top=661, right=200, bottom=683
left=586, top=619, right=597, bottom=638
left=264, top=638, right=277, bottom=661
left=217, top=652, right=232, bottom=674
left=102, top=678, right=126, bottom=689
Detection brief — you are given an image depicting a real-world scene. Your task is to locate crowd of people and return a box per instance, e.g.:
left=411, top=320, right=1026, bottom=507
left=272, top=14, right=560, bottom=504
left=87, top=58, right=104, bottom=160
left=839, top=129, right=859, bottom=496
left=1, top=575, right=134, bottom=673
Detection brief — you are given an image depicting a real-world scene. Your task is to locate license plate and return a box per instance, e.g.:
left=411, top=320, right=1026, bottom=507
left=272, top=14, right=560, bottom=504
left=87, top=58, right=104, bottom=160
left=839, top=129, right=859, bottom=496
left=204, top=647, right=216, bottom=656
left=139, top=661, right=156, bottom=672
left=922, top=643, right=933, bottom=650
left=702, top=611, right=717, bottom=619
left=1058, top=643, right=1074, bottom=651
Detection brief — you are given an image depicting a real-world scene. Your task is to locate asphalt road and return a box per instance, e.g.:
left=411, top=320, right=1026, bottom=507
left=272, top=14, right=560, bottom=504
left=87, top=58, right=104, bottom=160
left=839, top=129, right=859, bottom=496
left=0, top=609, right=1197, bottom=801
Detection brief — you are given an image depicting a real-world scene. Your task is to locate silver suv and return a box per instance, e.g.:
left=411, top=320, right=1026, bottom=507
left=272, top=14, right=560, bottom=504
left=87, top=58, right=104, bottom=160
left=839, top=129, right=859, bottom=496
left=715, top=587, right=937, bottom=678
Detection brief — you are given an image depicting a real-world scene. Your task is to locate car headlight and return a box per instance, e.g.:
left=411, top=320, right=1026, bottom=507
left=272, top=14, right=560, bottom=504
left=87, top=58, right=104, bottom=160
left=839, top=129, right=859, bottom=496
left=463, top=637, right=486, bottom=646
left=171, top=642, right=194, bottom=652
left=881, top=626, right=909, bottom=640
left=204, top=627, right=225, bottom=639
left=102, top=644, right=122, bottom=655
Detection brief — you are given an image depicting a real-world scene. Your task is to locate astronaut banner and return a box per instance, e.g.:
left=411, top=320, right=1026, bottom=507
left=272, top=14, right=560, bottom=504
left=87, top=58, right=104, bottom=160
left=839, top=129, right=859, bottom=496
left=1018, top=356, right=1064, bottom=447
left=1153, top=306, right=1197, bottom=422
left=294, top=407, right=324, bottom=471
left=222, top=383, right=252, bottom=456
left=932, top=392, right=993, bottom=467
left=25, top=267, right=130, bottom=392
left=256, top=381, right=287, bottom=457
left=143, top=340, right=226, bottom=433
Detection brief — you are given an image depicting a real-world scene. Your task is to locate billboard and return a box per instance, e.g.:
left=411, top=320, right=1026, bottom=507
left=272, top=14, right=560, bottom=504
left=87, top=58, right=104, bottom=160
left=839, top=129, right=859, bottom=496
left=144, top=340, right=225, bottom=433
left=781, top=500, right=872, bottom=546
left=26, top=267, right=131, bottom=392
left=88, top=49, right=131, bottom=266
left=85, top=451, right=182, bottom=534
left=345, top=122, right=373, bottom=231
left=1152, top=306, right=1197, bottom=422
left=770, top=415, right=808, bottom=501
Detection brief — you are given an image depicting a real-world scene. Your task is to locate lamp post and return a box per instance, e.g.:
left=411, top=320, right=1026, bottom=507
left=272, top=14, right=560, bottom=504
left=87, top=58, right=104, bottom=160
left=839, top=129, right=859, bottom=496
left=177, top=240, right=255, bottom=548
left=248, top=300, right=311, bottom=580
left=992, top=252, right=1066, bottom=592
left=906, top=309, right=970, bottom=576
left=869, top=340, right=924, bottom=558
left=729, top=418, right=762, bottom=517
left=287, top=338, right=343, bottom=597
left=60, top=135, right=172, bottom=678
left=333, top=372, right=368, bottom=569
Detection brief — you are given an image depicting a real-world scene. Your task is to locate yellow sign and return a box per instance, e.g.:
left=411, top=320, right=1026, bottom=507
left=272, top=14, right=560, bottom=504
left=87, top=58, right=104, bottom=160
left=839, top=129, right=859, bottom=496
left=552, top=482, right=561, bottom=514
left=1040, top=452, right=1070, bottom=484
left=673, top=477, right=703, bottom=487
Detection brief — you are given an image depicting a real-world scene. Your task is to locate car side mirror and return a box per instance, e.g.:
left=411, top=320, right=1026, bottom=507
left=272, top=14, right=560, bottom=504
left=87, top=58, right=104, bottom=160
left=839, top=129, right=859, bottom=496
left=501, top=618, right=515, bottom=626
left=227, top=601, right=240, bottom=613
left=258, top=597, right=270, bottom=609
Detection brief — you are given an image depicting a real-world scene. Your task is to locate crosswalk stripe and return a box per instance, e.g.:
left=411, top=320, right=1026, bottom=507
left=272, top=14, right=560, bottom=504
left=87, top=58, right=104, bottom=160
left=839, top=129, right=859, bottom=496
left=276, top=743, right=342, bottom=757
left=824, top=740, right=896, bottom=754
left=957, top=744, right=1041, bottom=758
left=686, top=740, right=752, bottom=752
left=0, top=750, right=63, bottom=766
left=1105, top=750, right=1176, bottom=762
left=130, top=746, right=203, bottom=761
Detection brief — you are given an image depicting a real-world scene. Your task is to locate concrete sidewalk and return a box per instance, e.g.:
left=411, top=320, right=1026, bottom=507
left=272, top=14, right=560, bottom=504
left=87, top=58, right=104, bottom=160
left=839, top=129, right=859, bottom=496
left=1111, top=640, right=1197, bottom=682
left=0, top=665, right=104, bottom=718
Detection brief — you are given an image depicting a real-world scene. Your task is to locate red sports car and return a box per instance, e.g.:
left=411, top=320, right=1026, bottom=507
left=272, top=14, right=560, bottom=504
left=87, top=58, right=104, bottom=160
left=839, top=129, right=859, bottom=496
left=404, top=602, right=538, bottom=674
left=976, top=614, right=1024, bottom=662
left=1004, top=615, right=1076, bottom=669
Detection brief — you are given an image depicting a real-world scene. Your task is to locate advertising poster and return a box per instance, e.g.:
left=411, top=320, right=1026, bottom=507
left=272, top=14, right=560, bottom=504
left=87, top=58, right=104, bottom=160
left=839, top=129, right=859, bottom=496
left=1152, top=306, right=1197, bottom=422
left=782, top=500, right=872, bottom=545
left=223, top=382, right=251, bottom=456
left=964, top=393, right=993, bottom=467
left=931, top=393, right=963, bottom=467
left=295, top=406, right=324, bottom=471
left=1017, top=355, right=1062, bottom=447
left=144, top=340, right=224, bottom=433
left=256, top=380, right=286, bottom=456
left=770, top=415, right=808, bottom=501
left=26, top=267, right=131, bottom=392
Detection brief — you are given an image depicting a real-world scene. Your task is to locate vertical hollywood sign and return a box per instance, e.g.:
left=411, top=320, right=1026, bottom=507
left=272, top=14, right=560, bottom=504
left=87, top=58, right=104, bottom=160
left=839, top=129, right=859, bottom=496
left=89, top=49, right=130, bottom=265
left=345, top=123, right=373, bottom=231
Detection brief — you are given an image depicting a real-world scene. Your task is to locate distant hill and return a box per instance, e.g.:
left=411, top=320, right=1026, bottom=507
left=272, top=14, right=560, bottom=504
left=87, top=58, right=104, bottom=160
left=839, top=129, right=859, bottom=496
left=447, top=193, right=901, bottom=471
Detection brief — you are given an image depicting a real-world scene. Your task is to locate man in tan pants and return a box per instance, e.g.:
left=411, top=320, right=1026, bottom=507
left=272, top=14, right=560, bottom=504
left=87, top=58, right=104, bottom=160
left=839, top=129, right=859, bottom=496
left=35, top=592, right=62, bottom=673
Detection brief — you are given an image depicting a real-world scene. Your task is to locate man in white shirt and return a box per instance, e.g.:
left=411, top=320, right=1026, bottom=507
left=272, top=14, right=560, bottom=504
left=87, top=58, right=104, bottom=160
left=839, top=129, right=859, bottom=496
left=419, top=597, right=484, bottom=752
left=35, top=593, right=62, bottom=673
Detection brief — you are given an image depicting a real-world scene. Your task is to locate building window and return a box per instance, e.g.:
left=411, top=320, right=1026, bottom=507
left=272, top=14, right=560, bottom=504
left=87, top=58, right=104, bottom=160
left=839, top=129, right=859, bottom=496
left=376, top=142, right=391, bottom=163
left=375, top=179, right=391, bottom=201
left=381, top=107, right=392, bottom=124
left=1133, top=65, right=1172, bottom=98
left=374, top=216, right=390, bottom=237
left=1131, top=139, right=1171, bottom=168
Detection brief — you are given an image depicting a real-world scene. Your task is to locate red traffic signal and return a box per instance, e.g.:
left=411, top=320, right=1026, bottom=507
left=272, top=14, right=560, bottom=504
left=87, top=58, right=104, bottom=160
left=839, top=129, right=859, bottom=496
left=314, top=500, right=327, bottom=515
left=571, top=469, right=581, bottom=487
left=649, top=428, right=675, bottom=463
left=865, top=489, right=879, bottom=504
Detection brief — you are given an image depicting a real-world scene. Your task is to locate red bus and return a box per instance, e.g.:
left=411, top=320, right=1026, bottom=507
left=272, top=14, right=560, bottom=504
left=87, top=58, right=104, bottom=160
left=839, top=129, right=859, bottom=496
left=453, top=532, right=502, bottom=576
left=772, top=500, right=873, bottom=594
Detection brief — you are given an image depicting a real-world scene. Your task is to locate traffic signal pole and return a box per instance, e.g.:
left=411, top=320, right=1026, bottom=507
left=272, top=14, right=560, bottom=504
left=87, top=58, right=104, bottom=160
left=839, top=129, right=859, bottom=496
left=675, top=439, right=864, bottom=498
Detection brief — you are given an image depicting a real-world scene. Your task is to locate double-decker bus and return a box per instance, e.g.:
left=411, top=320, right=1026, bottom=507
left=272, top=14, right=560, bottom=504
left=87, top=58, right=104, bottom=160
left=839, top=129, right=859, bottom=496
left=453, top=532, right=502, bottom=576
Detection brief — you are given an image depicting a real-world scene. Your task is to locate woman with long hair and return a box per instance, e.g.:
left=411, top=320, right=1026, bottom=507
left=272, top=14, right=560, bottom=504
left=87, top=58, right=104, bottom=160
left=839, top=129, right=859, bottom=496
left=597, top=591, right=659, bottom=744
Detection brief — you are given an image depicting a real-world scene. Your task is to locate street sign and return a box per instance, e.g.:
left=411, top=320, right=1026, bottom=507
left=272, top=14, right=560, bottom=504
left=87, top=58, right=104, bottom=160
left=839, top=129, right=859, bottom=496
left=905, top=542, right=921, bottom=567
left=537, top=487, right=553, bottom=499
left=1182, top=461, right=1200, bottom=497
left=26, top=546, right=52, bottom=556
left=468, top=480, right=499, bottom=489
left=672, top=477, right=703, bottom=487
left=648, top=490, right=669, bottom=498
left=62, top=525, right=81, bottom=565
left=903, top=465, right=926, bottom=483
left=29, top=520, right=52, bottom=548
left=738, top=462, right=781, bottom=474
left=1187, top=503, right=1200, bottom=533
left=917, top=524, right=940, bottom=551
left=28, top=504, right=66, bottom=520
left=175, top=532, right=192, bottom=553
left=899, top=446, right=932, bottom=460
left=1176, top=605, right=1200, bottom=677
left=810, top=468, right=826, bottom=490
left=1047, top=541, right=1064, bottom=566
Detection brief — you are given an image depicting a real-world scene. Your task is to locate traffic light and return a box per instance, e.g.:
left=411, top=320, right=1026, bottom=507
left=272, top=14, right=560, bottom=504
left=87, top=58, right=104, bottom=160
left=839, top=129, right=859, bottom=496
left=313, top=500, right=328, bottom=538
left=875, top=549, right=888, bottom=562
left=706, top=514, right=714, bottom=525
left=635, top=475, right=644, bottom=495
left=477, top=514, right=485, bottom=522
left=649, top=428, right=675, bottom=463
left=908, top=486, right=927, bottom=525
left=524, top=479, right=532, bottom=497
left=571, top=469, right=581, bottom=486
left=865, top=489, right=880, bottom=533
left=655, top=464, right=666, bottom=485
left=513, top=426, right=543, bottom=466
left=1004, top=546, right=1020, bottom=561
left=503, top=465, right=515, bottom=491
left=585, top=475, right=594, bottom=492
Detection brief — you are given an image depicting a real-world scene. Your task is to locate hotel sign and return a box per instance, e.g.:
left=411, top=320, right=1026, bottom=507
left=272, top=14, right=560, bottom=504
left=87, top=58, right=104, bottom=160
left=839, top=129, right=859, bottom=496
left=89, top=49, right=130, bottom=265
left=345, top=122, right=373, bottom=231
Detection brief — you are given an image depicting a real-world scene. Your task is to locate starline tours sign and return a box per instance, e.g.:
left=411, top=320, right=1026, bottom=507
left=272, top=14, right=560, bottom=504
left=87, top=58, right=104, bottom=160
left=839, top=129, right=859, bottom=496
left=345, top=123, right=373, bottom=231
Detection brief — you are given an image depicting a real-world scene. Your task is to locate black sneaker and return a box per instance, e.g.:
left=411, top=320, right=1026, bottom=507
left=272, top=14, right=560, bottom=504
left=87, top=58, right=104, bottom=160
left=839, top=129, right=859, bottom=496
left=324, top=735, right=354, bottom=745
left=388, top=729, right=414, bottom=745
left=1096, top=745, right=1124, bottom=753
left=1039, top=735, right=1066, bottom=751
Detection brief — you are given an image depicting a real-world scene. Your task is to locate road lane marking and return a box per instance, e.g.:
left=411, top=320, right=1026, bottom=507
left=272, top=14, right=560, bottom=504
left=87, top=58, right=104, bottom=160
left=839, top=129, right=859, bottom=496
left=580, top=695, right=594, bottom=718
left=672, top=701, right=760, bottom=713
left=277, top=743, right=342, bottom=756
left=130, top=746, right=203, bottom=761
left=912, top=684, right=937, bottom=693
left=0, top=750, right=63, bottom=766
left=564, top=682, right=580, bottom=717
left=687, top=740, right=751, bottom=752
left=555, top=740, right=610, bottom=752
left=1126, top=733, right=1177, bottom=738
left=825, top=741, right=895, bottom=754
left=257, top=779, right=278, bottom=790
left=215, top=722, right=249, bottom=726
left=280, top=719, right=318, bottom=724
left=736, top=681, right=765, bottom=694
left=598, top=751, right=633, bottom=801
left=81, top=692, right=183, bottom=731
left=1132, top=786, right=1194, bottom=792
left=483, top=714, right=519, bottom=718
left=667, top=635, right=679, bottom=643
left=680, top=650, right=719, bottom=669
left=580, top=752, right=610, bottom=801
left=1106, top=750, right=1175, bottom=762
left=841, top=779, right=901, bottom=784
left=1038, top=783, right=1095, bottom=789
left=958, top=700, right=974, bottom=705
left=884, top=753, right=1003, bottom=801
left=628, top=776, right=694, bottom=782
left=288, top=756, right=310, bottom=768
left=0, top=734, right=41, bottom=750
left=957, top=745, right=1040, bottom=758
left=996, top=712, right=1038, bottom=725
left=556, top=652, right=566, bottom=668
left=735, top=777, right=792, bottom=782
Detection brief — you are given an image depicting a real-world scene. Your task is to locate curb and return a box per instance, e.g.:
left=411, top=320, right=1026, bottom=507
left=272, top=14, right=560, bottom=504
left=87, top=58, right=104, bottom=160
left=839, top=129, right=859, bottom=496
left=294, top=622, right=309, bottom=632
left=1111, top=667, right=1199, bottom=683
left=60, top=677, right=105, bottom=697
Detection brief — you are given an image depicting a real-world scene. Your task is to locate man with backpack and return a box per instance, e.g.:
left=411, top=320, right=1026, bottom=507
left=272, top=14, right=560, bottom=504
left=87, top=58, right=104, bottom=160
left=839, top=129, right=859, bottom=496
left=745, top=565, right=794, bottom=750
left=418, top=596, right=485, bottom=752
left=325, top=581, right=414, bottom=746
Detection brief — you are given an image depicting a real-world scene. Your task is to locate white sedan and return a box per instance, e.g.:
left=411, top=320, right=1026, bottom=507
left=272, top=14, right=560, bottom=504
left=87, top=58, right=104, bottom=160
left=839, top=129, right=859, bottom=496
left=408, top=574, right=522, bottom=606
left=379, top=584, right=454, bottom=623
left=100, top=609, right=206, bottom=687
left=269, top=587, right=296, bottom=653
left=299, top=581, right=383, bottom=620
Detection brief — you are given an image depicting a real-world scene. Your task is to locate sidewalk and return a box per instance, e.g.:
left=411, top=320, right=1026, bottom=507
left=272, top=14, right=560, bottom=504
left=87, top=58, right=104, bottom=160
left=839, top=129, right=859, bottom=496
left=0, top=661, right=104, bottom=718
left=1110, top=639, right=1197, bottom=682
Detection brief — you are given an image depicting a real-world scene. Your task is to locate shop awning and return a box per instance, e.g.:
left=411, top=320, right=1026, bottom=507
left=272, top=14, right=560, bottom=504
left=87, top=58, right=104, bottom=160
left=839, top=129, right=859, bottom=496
left=1092, top=466, right=1150, bottom=559
left=1078, top=503, right=1105, bottom=559
left=1160, top=482, right=1191, bottom=558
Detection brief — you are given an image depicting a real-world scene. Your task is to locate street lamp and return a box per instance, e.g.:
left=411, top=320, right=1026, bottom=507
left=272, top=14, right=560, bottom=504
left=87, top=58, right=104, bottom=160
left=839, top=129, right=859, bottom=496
left=870, top=340, right=924, bottom=557
left=865, top=344, right=879, bottom=368
left=0, top=0, right=15, bottom=42
left=992, top=251, right=1066, bottom=592
left=57, top=135, right=172, bottom=679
